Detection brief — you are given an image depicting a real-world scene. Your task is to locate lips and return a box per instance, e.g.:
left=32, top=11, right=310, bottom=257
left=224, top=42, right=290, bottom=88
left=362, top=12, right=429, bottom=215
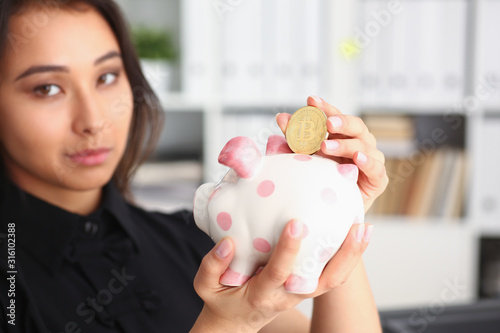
left=67, top=148, right=112, bottom=166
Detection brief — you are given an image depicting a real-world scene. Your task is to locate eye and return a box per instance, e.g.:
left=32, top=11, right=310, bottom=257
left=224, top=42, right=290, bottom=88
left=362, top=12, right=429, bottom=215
left=34, top=84, right=61, bottom=97
left=98, top=72, right=118, bottom=86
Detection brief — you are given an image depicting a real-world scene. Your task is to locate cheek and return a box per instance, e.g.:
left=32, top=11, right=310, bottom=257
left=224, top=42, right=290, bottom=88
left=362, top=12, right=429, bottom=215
left=107, top=85, right=133, bottom=121
left=0, top=105, right=67, bottom=159
left=0, top=106, right=69, bottom=184
left=104, top=83, right=133, bottom=147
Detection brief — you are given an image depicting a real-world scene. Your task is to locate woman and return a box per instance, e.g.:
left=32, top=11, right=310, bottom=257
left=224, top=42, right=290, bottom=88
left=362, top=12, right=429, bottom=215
left=0, top=0, right=388, bottom=332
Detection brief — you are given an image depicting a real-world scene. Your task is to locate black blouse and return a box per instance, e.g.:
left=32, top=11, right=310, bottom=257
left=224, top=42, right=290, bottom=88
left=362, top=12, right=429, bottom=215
left=0, top=174, right=215, bottom=333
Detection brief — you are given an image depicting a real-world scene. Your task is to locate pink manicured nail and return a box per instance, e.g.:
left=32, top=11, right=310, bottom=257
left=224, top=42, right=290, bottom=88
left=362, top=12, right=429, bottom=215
left=289, top=219, right=303, bottom=239
left=309, top=95, right=323, bottom=104
left=364, top=225, right=374, bottom=242
left=254, top=266, right=264, bottom=276
left=356, top=224, right=365, bottom=242
left=357, top=152, right=368, bottom=164
left=216, top=239, right=232, bottom=258
left=324, top=140, right=339, bottom=151
left=328, top=116, right=342, bottom=128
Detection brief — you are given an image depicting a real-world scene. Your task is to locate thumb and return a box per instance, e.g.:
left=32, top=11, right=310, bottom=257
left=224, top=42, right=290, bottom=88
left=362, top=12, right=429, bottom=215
left=194, top=237, right=235, bottom=297
left=276, top=113, right=291, bottom=135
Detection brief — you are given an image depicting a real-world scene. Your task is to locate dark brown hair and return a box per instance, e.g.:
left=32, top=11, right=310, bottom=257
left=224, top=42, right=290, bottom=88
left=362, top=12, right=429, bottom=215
left=0, top=0, right=165, bottom=201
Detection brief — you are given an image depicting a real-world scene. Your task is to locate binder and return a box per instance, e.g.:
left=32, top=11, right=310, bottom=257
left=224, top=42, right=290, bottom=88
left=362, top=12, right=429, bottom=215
left=387, top=0, right=410, bottom=106
left=221, top=0, right=264, bottom=103
left=180, top=0, right=209, bottom=100
left=360, top=0, right=382, bottom=106
left=437, top=0, right=466, bottom=105
left=476, top=0, right=500, bottom=108
left=477, top=117, right=500, bottom=228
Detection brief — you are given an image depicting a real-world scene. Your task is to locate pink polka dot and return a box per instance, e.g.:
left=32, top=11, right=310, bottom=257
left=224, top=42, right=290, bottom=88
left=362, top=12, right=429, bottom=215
left=294, top=155, right=312, bottom=162
left=285, top=274, right=317, bottom=294
left=318, top=247, right=334, bottom=262
left=217, top=212, right=232, bottom=231
left=321, top=188, right=337, bottom=205
left=302, top=224, right=309, bottom=239
left=337, top=164, right=359, bottom=182
left=220, top=268, right=251, bottom=286
left=253, top=238, right=272, bottom=253
left=257, top=180, right=275, bottom=197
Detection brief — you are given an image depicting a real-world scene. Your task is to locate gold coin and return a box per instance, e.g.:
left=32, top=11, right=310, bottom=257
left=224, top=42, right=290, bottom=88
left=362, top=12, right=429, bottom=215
left=285, top=106, right=328, bottom=154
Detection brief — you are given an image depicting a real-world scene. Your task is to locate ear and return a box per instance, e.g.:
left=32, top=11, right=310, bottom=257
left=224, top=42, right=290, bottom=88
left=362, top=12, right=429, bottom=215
left=265, top=135, right=293, bottom=155
left=218, top=137, right=262, bottom=178
left=337, top=164, right=359, bottom=182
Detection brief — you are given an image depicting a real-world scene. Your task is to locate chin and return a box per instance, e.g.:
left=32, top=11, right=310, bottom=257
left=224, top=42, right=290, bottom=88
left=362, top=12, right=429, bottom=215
left=55, top=166, right=116, bottom=191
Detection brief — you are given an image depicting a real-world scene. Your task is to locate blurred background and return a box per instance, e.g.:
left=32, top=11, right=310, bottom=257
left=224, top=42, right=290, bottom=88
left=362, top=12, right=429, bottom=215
left=116, top=0, right=500, bottom=329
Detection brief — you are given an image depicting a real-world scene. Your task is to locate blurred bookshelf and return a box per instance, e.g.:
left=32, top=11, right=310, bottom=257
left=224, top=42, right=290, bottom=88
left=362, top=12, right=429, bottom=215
left=356, top=0, right=500, bottom=309
left=363, top=113, right=468, bottom=221
left=120, top=0, right=500, bottom=311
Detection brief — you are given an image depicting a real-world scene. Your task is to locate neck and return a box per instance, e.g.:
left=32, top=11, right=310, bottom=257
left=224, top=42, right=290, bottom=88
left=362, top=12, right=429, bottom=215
left=7, top=171, right=103, bottom=216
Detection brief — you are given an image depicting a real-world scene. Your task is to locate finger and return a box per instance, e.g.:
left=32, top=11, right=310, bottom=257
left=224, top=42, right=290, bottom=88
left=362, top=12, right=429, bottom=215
left=321, top=138, right=365, bottom=159
left=307, top=95, right=342, bottom=117
left=193, top=237, right=235, bottom=298
left=256, top=219, right=303, bottom=291
left=326, top=115, right=373, bottom=141
left=314, top=223, right=372, bottom=294
left=354, top=151, right=389, bottom=192
left=276, top=113, right=291, bottom=135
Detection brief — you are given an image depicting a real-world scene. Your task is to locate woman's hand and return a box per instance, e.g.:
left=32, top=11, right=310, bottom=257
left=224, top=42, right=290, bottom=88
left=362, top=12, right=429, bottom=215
left=191, top=219, right=372, bottom=333
left=276, top=95, right=389, bottom=213
left=191, top=219, right=304, bottom=333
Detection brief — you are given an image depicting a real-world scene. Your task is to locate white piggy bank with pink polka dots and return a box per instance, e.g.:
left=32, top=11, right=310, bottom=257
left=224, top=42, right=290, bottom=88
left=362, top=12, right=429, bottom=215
left=193, top=135, right=364, bottom=294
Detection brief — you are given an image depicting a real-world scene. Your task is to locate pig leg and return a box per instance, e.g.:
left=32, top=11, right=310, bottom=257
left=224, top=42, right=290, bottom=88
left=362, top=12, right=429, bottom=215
left=286, top=238, right=338, bottom=294
left=220, top=249, right=262, bottom=286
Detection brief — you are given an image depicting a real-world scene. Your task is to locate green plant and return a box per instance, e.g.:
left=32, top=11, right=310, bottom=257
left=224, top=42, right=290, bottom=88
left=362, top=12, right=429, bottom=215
left=132, top=26, right=177, bottom=61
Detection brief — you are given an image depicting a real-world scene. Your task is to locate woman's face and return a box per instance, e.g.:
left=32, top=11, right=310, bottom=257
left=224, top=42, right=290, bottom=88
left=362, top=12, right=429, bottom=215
left=0, top=5, right=133, bottom=192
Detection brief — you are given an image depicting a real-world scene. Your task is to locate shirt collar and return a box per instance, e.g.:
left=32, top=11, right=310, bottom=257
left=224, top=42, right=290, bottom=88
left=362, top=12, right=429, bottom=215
left=0, top=175, right=142, bottom=275
left=101, top=181, right=142, bottom=252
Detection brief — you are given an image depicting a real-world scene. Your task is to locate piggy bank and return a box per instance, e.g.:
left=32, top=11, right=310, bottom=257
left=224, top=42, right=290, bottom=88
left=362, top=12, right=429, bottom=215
left=193, top=135, right=364, bottom=294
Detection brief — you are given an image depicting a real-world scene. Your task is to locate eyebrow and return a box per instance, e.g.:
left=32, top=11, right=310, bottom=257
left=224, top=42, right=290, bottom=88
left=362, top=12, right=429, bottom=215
left=14, top=51, right=122, bottom=81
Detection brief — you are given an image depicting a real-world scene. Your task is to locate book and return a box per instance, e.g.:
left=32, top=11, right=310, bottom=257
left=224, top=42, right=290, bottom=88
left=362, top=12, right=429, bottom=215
left=442, top=150, right=466, bottom=218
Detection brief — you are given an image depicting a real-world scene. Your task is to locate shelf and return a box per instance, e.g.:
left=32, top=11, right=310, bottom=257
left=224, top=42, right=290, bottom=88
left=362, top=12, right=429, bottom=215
left=365, top=214, right=468, bottom=226
left=484, top=108, right=500, bottom=116
left=157, top=92, right=317, bottom=113
left=479, top=226, right=500, bottom=237
left=218, top=98, right=308, bottom=110
left=360, top=105, right=472, bottom=116
left=157, top=92, right=204, bottom=112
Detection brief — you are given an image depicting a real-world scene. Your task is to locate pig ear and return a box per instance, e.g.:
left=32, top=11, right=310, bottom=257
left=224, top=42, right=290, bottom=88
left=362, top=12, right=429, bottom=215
left=218, top=137, right=262, bottom=178
left=266, top=135, right=293, bottom=155
left=337, top=164, right=359, bottom=182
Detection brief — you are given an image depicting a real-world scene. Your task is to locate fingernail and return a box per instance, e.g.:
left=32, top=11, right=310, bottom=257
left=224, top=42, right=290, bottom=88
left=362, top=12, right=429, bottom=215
left=254, top=266, right=264, bottom=276
left=275, top=113, right=281, bottom=122
left=356, top=224, right=365, bottom=242
left=357, top=152, right=368, bottom=164
left=309, top=95, right=323, bottom=104
left=364, top=225, right=374, bottom=242
left=328, top=116, right=342, bottom=129
left=289, top=219, right=303, bottom=239
left=216, top=239, right=232, bottom=258
left=324, top=140, right=339, bottom=151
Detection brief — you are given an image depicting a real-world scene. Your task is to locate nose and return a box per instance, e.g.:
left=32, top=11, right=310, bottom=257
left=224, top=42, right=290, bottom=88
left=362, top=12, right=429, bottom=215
left=71, top=88, right=109, bottom=137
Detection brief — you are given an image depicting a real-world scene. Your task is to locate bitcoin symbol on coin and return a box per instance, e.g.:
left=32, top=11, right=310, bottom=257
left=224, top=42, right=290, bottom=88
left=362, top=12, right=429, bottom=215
left=285, top=106, right=328, bottom=154
left=297, top=115, right=316, bottom=142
